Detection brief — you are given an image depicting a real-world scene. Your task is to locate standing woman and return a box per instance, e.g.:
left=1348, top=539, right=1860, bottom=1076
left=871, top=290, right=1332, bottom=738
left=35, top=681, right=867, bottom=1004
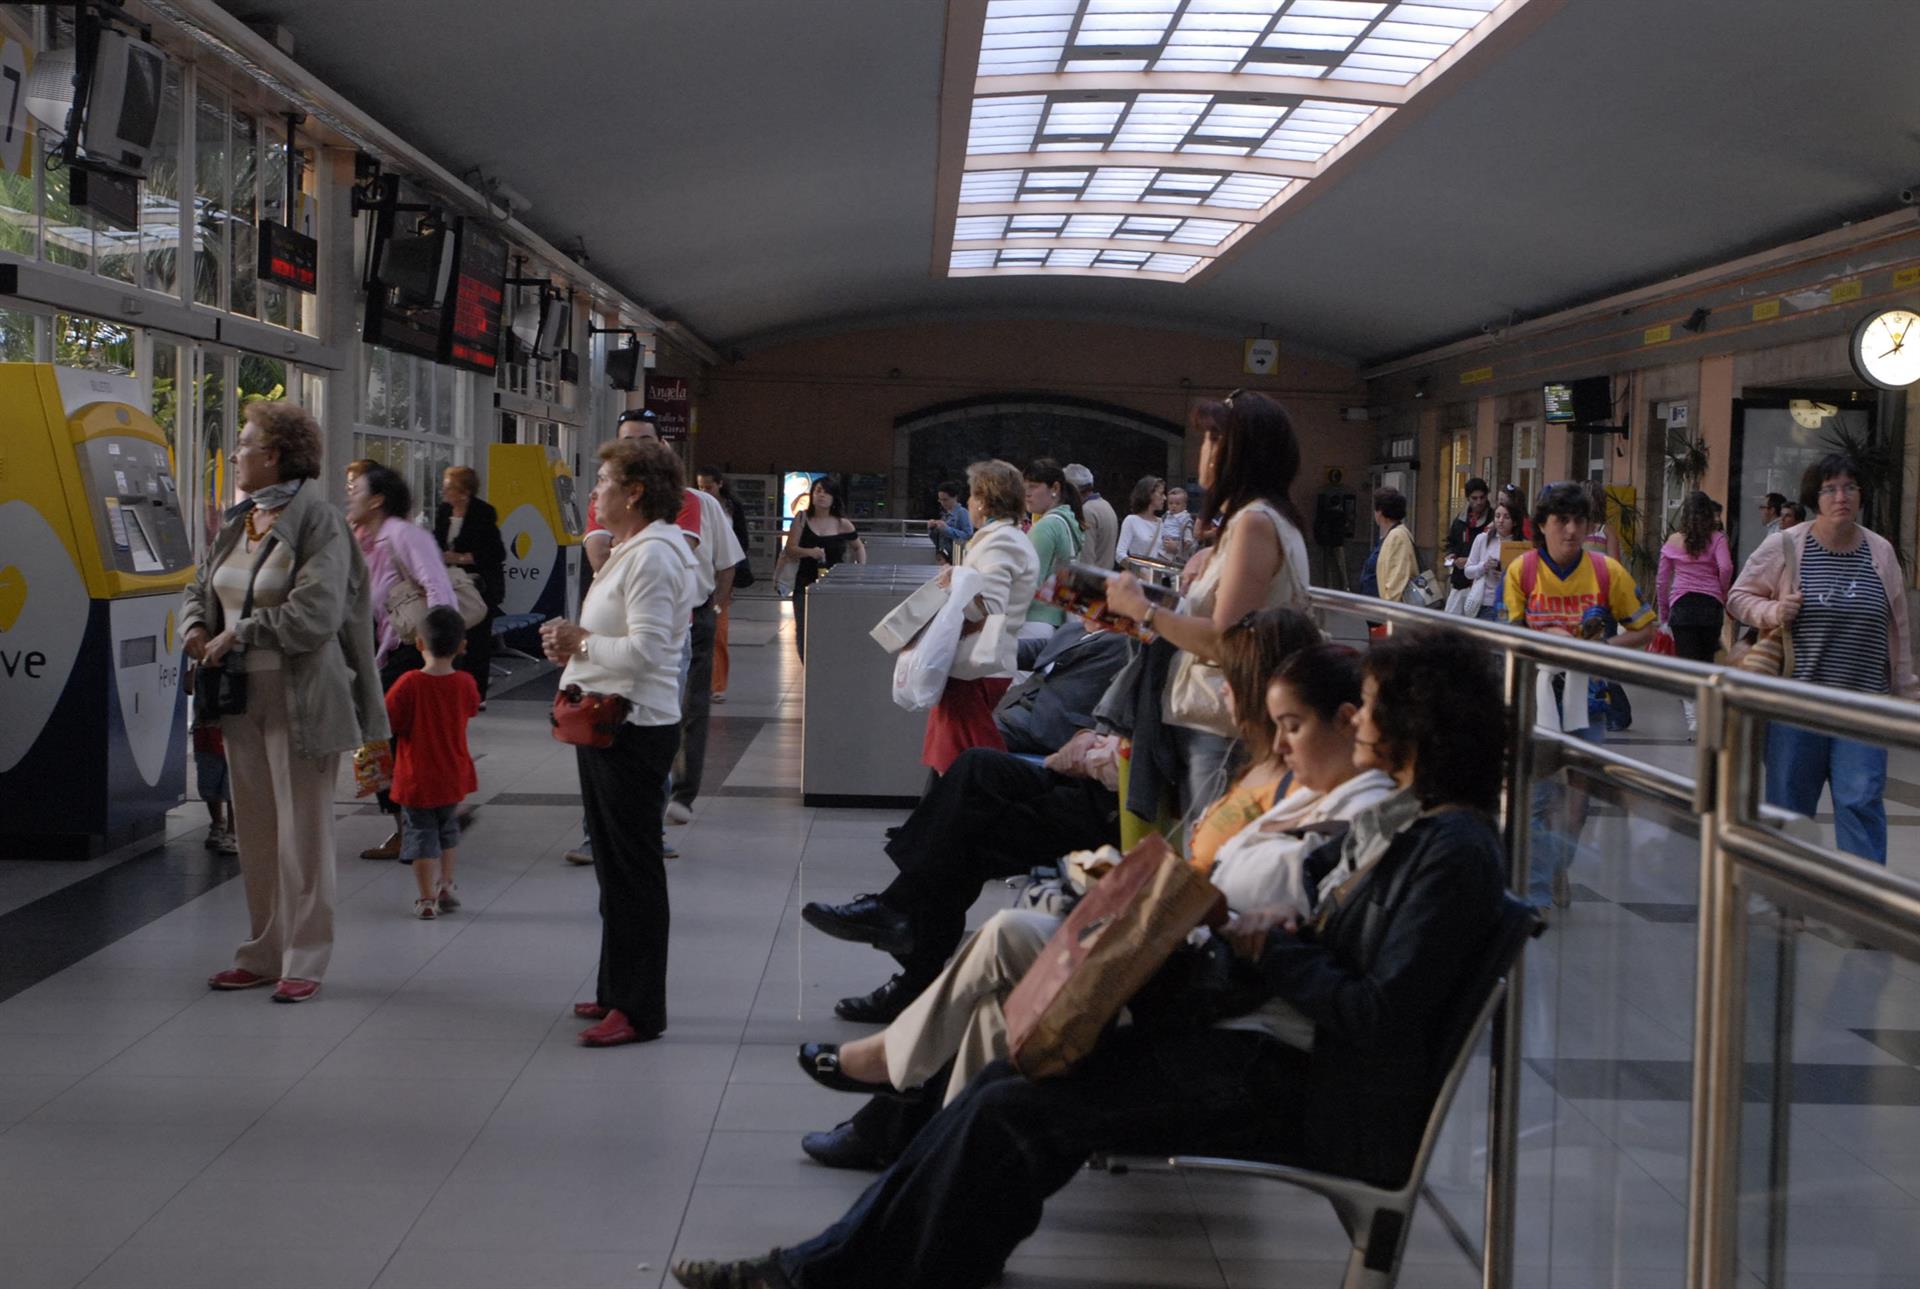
left=1114, top=476, right=1165, bottom=567
left=1657, top=490, right=1733, bottom=734
left=697, top=466, right=753, bottom=703
left=1107, top=391, right=1311, bottom=811
left=779, top=476, right=865, bottom=661
left=1021, top=458, right=1085, bottom=636
left=1464, top=499, right=1521, bottom=621
left=1370, top=487, right=1416, bottom=606
left=434, top=465, right=506, bottom=704
left=1729, top=454, right=1918, bottom=865
left=542, top=439, right=698, bottom=1046
left=922, top=460, right=1041, bottom=776
left=345, top=464, right=456, bottom=860
left=182, top=402, right=387, bottom=1004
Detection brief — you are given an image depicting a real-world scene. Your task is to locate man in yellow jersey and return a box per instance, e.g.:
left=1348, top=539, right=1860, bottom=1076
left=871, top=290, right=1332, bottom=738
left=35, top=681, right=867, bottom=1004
left=1504, top=481, right=1654, bottom=909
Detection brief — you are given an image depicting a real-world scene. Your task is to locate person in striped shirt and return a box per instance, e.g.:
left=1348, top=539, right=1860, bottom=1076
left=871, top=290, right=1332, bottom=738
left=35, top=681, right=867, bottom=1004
left=1729, top=454, right=1918, bottom=865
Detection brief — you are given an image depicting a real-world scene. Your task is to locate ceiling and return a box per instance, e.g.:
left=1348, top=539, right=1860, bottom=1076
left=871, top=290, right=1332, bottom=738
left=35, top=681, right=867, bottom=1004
left=215, top=0, right=1920, bottom=364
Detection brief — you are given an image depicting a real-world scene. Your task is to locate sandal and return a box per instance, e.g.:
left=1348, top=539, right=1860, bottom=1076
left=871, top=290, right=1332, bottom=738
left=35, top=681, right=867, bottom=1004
left=413, top=897, right=439, bottom=920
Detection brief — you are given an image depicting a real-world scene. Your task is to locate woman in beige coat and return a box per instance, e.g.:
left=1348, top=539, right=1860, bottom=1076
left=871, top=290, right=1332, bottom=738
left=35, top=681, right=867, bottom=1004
left=181, top=402, right=386, bottom=1003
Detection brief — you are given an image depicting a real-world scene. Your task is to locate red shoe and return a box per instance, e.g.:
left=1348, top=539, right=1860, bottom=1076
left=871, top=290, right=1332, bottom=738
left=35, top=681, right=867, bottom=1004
left=208, top=968, right=276, bottom=991
left=573, top=1002, right=611, bottom=1020
left=271, top=979, right=320, bottom=1004
left=578, top=1009, right=660, bottom=1047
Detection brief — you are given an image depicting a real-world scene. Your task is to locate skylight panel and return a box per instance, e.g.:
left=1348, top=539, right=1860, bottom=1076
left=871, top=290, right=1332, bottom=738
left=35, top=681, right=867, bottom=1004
left=949, top=250, right=997, bottom=268
left=1084, top=167, right=1158, bottom=199
left=1212, top=174, right=1291, bottom=206
left=1290, top=1, right=1386, bottom=17
left=1184, top=0, right=1285, bottom=12
left=1024, top=169, right=1091, bottom=189
left=955, top=216, right=1010, bottom=239
left=1048, top=248, right=1100, bottom=267
left=1065, top=59, right=1151, bottom=71
left=1146, top=253, right=1203, bottom=273
left=1065, top=214, right=1125, bottom=236
left=1392, top=3, right=1488, bottom=28
left=968, top=97, right=1046, bottom=154
left=959, top=170, right=1024, bottom=202
left=1169, top=219, right=1238, bottom=245
left=1008, top=213, right=1068, bottom=234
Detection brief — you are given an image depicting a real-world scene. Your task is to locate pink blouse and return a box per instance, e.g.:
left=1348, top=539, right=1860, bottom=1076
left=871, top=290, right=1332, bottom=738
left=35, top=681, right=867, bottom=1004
left=1655, top=530, right=1732, bottom=620
left=367, top=514, right=456, bottom=663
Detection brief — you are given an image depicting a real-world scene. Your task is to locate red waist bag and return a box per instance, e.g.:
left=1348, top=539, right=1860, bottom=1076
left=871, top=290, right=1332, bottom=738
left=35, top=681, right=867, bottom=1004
left=550, top=685, right=632, bottom=748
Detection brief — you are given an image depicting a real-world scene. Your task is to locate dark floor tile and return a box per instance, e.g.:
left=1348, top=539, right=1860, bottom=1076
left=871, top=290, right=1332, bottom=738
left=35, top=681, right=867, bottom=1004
left=1619, top=902, right=1700, bottom=923
left=1852, top=1028, right=1920, bottom=1065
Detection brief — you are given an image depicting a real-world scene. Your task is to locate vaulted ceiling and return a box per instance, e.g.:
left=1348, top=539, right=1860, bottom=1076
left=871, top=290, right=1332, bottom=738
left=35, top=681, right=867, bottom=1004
left=218, top=0, right=1919, bottom=363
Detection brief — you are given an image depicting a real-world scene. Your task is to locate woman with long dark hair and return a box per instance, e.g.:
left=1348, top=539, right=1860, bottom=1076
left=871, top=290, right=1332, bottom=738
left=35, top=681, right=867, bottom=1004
left=1657, top=490, right=1732, bottom=733
left=778, top=475, right=865, bottom=661
left=1114, top=475, right=1165, bottom=567
left=1106, top=391, right=1312, bottom=810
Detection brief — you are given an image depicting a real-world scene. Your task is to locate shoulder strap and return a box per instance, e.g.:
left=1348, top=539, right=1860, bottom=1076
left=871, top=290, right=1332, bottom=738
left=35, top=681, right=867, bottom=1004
left=1781, top=529, right=1800, bottom=591
left=1520, top=550, right=1540, bottom=600
left=1587, top=551, right=1610, bottom=605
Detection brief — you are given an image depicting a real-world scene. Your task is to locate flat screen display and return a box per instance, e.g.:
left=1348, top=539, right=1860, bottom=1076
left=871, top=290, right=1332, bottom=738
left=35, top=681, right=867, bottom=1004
left=441, top=219, right=508, bottom=375
left=363, top=207, right=451, bottom=362
left=1543, top=375, right=1612, bottom=426
left=1543, top=382, right=1578, bottom=424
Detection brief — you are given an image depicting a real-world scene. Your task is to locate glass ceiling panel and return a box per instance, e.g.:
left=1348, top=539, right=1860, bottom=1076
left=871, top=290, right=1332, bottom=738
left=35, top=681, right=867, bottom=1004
left=959, top=0, right=1530, bottom=278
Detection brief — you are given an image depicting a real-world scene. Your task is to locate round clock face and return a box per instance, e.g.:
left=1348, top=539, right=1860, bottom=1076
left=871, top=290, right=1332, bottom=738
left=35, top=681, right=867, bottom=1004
left=1851, top=308, right=1920, bottom=389
left=1789, top=398, right=1837, bottom=429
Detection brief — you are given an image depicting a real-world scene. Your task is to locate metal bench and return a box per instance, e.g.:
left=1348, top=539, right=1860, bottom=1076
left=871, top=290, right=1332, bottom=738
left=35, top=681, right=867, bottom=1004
left=1098, top=893, right=1541, bottom=1289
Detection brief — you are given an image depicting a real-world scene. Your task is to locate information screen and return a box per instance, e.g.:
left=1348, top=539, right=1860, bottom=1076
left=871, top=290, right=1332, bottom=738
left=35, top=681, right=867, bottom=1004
left=1543, top=382, right=1577, bottom=424
left=441, top=220, right=508, bottom=375
left=258, top=219, right=318, bottom=292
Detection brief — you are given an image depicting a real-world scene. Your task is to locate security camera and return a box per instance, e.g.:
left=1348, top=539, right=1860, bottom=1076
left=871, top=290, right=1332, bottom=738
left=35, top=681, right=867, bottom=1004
left=491, top=182, right=533, bottom=216
left=1902, top=187, right=1918, bottom=206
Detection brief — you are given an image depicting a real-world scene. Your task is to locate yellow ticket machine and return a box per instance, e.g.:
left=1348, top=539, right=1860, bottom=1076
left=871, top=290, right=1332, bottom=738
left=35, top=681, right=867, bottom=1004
left=487, top=443, right=582, bottom=626
left=0, top=364, right=195, bottom=857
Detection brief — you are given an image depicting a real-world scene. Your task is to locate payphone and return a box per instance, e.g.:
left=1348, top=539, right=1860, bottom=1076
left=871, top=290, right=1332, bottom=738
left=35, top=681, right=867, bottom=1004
left=0, top=364, right=195, bottom=857
left=487, top=442, right=583, bottom=623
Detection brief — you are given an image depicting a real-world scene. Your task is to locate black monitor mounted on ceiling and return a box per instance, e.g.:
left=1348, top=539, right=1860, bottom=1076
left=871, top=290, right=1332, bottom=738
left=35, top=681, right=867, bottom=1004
left=593, top=325, right=645, bottom=391
left=1542, top=375, right=1616, bottom=429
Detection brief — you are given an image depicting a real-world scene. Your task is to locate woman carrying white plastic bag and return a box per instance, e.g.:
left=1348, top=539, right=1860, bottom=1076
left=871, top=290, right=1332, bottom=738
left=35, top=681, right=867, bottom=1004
left=921, top=461, right=1041, bottom=773
left=893, top=566, right=981, bottom=712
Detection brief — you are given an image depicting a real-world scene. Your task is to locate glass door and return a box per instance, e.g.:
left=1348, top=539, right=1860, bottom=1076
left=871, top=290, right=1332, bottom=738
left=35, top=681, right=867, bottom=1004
left=1729, top=395, right=1875, bottom=569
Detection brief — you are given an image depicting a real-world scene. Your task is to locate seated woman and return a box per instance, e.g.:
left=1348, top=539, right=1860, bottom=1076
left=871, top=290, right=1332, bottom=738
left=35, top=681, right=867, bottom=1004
left=797, top=639, right=1395, bottom=1132
left=674, top=628, right=1509, bottom=1289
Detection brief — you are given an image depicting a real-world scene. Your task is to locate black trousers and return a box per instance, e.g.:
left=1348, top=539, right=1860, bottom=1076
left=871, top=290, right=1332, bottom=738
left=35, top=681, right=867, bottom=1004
left=375, top=643, right=425, bottom=816
left=1669, top=592, right=1724, bottom=664
left=671, top=601, right=718, bottom=807
left=459, top=619, right=495, bottom=702
left=881, top=748, right=1118, bottom=982
left=578, top=721, right=679, bottom=1032
left=781, top=1029, right=1307, bottom=1289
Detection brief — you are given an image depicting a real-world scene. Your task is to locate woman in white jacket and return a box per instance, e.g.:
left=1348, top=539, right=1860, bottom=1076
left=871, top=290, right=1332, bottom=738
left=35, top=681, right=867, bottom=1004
left=796, top=641, right=1392, bottom=1110
left=541, top=438, right=697, bottom=1048
left=921, top=459, right=1040, bottom=776
left=1462, top=499, right=1521, bottom=621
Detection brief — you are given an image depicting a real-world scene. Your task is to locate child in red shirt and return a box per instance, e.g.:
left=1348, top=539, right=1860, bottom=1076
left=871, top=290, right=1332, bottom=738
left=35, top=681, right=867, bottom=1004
left=386, top=606, right=480, bottom=918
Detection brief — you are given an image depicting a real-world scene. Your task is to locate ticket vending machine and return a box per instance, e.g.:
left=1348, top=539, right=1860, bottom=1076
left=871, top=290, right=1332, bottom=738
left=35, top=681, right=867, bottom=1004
left=0, top=364, right=195, bottom=858
left=487, top=443, right=583, bottom=627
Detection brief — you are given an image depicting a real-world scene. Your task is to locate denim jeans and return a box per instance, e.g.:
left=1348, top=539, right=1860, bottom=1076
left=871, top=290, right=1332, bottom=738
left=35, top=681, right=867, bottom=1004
left=779, top=1029, right=1306, bottom=1289
left=1764, top=724, right=1889, bottom=864
left=1529, top=723, right=1605, bottom=908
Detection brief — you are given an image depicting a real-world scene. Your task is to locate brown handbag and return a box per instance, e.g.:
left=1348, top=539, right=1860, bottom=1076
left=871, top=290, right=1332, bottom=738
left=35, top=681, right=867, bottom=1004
left=1003, top=834, right=1228, bottom=1079
left=550, top=685, right=632, bottom=748
left=1736, top=532, right=1800, bottom=677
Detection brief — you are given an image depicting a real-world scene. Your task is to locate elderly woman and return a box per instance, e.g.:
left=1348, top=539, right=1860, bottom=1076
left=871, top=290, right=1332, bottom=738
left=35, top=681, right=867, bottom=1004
left=676, top=629, right=1509, bottom=1289
left=542, top=438, right=697, bottom=1047
left=347, top=463, right=456, bottom=860
left=1729, top=453, right=1918, bottom=865
left=921, top=459, right=1040, bottom=776
left=433, top=465, right=507, bottom=703
left=182, top=402, right=386, bottom=1004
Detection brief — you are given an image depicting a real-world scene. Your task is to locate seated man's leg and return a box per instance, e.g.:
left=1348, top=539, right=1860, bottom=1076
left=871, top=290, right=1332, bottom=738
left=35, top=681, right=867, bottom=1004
left=765, top=1029, right=1300, bottom=1289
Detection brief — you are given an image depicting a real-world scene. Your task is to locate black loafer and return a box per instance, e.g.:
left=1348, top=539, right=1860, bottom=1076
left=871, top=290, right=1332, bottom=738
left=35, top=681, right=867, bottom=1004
left=833, top=972, right=927, bottom=1024
left=797, top=1042, right=901, bottom=1097
left=800, top=1119, right=896, bottom=1172
left=801, top=894, right=915, bottom=955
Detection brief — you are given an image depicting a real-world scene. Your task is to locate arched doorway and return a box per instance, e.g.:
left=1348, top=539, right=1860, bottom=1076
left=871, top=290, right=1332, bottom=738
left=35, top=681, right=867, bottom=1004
left=895, top=394, right=1185, bottom=516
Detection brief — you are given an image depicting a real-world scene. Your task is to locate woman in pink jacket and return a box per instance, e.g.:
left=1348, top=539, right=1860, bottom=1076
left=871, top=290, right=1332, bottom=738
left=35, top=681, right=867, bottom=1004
left=1727, top=455, right=1917, bottom=865
left=1656, top=491, right=1733, bottom=734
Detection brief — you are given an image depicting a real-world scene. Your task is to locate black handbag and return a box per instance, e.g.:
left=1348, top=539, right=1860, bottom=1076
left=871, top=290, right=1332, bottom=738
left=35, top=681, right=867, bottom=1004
left=192, top=530, right=281, bottom=723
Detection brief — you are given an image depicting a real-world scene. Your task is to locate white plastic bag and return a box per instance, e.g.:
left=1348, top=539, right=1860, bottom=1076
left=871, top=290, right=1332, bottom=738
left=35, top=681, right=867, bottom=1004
left=870, top=574, right=950, bottom=654
left=892, top=567, right=980, bottom=711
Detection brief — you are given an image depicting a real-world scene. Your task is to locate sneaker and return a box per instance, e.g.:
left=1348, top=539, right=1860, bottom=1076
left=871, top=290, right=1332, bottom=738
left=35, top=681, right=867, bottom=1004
left=663, top=842, right=680, bottom=860
left=271, top=979, right=320, bottom=1004
left=564, top=848, right=594, bottom=866
left=711, top=692, right=728, bottom=704
left=436, top=882, right=461, bottom=912
left=208, top=968, right=275, bottom=991
left=414, top=897, right=439, bottom=920
left=203, top=828, right=223, bottom=851
left=215, top=828, right=239, bottom=855
left=665, top=801, right=694, bottom=826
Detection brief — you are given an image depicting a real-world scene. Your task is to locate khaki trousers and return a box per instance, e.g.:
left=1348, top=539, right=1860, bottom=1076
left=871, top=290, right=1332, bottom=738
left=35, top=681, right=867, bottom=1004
left=224, top=666, right=341, bottom=982
left=882, top=907, right=1059, bottom=1105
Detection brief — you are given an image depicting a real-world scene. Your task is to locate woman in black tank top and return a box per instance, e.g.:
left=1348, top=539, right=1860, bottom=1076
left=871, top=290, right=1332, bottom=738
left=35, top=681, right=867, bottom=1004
left=778, top=476, right=865, bottom=661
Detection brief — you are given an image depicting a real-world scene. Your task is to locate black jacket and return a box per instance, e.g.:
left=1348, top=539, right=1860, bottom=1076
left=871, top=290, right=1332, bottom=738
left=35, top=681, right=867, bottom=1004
left=1257, top=809, right=1506, bottom=1186
left=995, top=623, right=1132, bottom=756
left=433, top=497, right=507, bottom=611
left=1445, top=513, right=1489, bottom=589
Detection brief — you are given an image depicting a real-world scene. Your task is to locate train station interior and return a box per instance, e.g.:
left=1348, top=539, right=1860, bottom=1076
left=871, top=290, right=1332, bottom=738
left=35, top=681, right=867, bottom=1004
left=1, top=2, right=1919, bottom=1287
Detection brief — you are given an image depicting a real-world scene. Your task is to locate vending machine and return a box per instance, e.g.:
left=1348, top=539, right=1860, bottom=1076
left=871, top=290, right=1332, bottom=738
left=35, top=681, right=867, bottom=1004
left=0, top=364, right=195, bottom=857
left=487, top=442, right=583, bottom=624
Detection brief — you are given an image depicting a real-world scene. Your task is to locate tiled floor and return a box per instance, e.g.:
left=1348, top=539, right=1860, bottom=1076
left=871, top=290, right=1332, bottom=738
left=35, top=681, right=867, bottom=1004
left=2, top=594, right=1917, bottom=1288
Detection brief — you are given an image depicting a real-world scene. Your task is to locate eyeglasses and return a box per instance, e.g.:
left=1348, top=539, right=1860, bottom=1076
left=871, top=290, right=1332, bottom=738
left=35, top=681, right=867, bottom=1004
left=1817, top=482, right=1861, bottom=499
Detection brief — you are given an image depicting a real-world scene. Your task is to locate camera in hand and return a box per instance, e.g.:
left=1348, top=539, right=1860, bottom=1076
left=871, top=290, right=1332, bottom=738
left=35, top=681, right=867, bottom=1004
left=1041, top=560, right=1179, bottom=641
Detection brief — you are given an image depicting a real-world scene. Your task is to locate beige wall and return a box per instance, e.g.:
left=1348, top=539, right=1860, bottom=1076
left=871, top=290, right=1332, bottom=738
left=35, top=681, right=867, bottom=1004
left=691, top=319, right=1369, bottom=505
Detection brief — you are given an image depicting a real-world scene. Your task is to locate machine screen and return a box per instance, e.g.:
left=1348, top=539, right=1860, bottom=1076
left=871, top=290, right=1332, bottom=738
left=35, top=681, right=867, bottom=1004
left=79, top=436, right=194, bottom=575
left=119, top=636, right=157, bottom=667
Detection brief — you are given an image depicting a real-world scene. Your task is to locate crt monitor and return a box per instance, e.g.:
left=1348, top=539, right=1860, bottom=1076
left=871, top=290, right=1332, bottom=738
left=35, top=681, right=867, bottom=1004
left=83, top=29, right=165, bottom=172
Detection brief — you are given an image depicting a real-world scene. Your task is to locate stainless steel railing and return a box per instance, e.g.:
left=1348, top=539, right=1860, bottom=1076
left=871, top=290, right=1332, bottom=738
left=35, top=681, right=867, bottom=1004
left=1307, top=587, right=1920, bottom=1289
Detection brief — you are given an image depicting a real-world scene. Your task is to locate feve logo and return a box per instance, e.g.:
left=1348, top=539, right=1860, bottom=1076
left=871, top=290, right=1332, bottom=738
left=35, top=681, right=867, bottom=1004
left=0, top=501, right=90, bottom=774
left=0, top=564, right=23, bottom=632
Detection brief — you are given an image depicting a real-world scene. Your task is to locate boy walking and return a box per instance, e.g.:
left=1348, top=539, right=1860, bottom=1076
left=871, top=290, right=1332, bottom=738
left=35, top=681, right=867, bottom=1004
left=385, top=607, right=479, bottom=919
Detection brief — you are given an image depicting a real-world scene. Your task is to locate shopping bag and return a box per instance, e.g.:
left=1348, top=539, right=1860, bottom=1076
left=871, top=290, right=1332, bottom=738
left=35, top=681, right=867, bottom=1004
left=1003, top=833, right=1227, bottom=1079
left=892, top=567, right=979, bottom=711
left=870, top=574, right=950, bottom=654
left=1647, top=626, right=1677, bottom=658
